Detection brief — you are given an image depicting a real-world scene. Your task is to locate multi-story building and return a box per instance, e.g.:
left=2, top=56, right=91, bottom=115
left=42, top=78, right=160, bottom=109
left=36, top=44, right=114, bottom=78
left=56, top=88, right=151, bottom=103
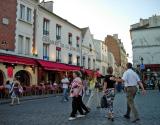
left=35, top=2, right=82, bottom=83
left=81, top=27, right=96, bottom=71
left=93, top=39, right=108, bottom=75
left=0, top=0, right=100, bottom=85
left=0, top=0, right=82, bottom=85
left=105, top=34, right=128, bottom=76
left=130, top=15, right=160, bottom=79
left=0, top=0, right=39, bottom=86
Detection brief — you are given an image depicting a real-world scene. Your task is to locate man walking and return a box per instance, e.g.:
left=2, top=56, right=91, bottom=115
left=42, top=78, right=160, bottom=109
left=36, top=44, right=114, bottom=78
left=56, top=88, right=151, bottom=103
left=61, top=75, right=70, bottom=102
left=115, top=63, right=146, bottom=123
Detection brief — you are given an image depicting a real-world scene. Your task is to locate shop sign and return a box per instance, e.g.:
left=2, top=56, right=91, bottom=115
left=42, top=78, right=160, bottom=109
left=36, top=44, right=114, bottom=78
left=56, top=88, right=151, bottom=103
left=42, top=36, right=79, bottom=52
left=7, top=66, right=13, bottom=78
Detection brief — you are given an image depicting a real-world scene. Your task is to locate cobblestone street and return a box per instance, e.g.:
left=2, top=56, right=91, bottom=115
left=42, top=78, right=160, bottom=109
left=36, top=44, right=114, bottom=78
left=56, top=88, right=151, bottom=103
left=0, top=90, right=160, bottom=125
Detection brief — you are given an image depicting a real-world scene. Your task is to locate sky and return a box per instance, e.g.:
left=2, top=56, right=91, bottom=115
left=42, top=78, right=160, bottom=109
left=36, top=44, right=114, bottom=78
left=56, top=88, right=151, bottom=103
left=40, top=0, right=160, bottom=62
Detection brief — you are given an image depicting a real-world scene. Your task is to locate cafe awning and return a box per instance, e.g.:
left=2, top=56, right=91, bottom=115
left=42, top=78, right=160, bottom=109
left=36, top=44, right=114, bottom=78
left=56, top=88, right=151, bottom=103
left=37, top=60, right=80, bottom=71
left=0, top=54, right=37, bottom=66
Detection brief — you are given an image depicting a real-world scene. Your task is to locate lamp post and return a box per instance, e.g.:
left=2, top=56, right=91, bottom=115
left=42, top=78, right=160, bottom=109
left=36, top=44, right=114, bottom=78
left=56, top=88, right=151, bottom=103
left=140, top=57, right=144, bottom=82
left=140, top=57, right=143, bottom=64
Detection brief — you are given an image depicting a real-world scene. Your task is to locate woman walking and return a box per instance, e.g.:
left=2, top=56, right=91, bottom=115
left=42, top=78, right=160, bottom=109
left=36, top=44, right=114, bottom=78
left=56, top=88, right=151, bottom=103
left=10, top=77, right=22, bottom=105
left=86, top=71, right=101, bottom=109
left=103, top=67, right=116, bottom=121
left=69, top=71, right=85, bottom=120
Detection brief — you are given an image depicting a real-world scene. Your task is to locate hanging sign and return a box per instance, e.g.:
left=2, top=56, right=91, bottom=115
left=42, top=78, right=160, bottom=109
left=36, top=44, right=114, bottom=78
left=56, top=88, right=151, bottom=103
left=7, top=66, right=13, bottom=78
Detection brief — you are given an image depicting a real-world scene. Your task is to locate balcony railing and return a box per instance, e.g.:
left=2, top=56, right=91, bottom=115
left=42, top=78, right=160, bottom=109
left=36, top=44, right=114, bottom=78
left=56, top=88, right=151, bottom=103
left=56, top=35, right=61, bottom=40
left=77, top=63, right=80, bottom=66
left=43, top=56, right=49, bottom=60
left=68, top=61, right=72, bottom=64
left=43, top=30, right=49, bottom=36
left=56, top=59, right=61, bottom=62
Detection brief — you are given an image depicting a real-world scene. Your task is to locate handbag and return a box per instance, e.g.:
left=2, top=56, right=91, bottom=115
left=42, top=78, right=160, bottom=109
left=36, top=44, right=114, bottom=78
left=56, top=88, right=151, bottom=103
left=100, top=95, right=108, bottom=108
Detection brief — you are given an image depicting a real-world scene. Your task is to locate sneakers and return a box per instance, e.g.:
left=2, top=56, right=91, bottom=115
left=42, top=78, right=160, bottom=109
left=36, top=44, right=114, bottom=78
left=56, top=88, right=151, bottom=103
left=76, top=114, right=85, bottom=118
left=10, top=103, right=14, bottom=106
left=84, top=111, right=90, bottom=115
left=69, top=114, right=85, bottom=121
left=68, top=117, right=76, bottom=121
left=132, top=118, right=140, bottom=123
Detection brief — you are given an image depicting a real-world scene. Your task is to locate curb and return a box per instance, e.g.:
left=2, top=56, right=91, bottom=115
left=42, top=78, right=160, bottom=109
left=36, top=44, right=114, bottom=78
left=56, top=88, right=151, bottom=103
left=0, top=94, right=62, bottom=105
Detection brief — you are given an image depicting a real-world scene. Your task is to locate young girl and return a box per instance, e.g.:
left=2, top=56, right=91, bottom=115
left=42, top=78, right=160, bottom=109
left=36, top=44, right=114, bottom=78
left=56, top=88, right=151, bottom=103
left=10, top=78, right=22, bottom=105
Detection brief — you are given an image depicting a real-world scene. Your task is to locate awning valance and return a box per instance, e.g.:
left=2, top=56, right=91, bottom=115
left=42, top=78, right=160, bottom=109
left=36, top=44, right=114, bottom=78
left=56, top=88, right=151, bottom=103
left=0, top=54, right=37, bottom=66
left=37, top=60, right=80, bottom=71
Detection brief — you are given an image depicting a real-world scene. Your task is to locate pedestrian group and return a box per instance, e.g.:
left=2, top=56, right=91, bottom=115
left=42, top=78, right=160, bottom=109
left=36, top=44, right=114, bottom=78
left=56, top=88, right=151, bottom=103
left=68, top=62, right=146, bottom=123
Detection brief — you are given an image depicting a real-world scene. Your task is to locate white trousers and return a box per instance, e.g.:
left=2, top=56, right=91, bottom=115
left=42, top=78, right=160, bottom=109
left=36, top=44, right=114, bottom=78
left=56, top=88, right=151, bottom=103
left=86, top=88, right=100, bottom=108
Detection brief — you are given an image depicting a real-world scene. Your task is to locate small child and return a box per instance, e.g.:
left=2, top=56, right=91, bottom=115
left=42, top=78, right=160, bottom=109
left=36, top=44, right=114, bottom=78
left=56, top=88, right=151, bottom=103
left=10, top=78, right=22, bottom=105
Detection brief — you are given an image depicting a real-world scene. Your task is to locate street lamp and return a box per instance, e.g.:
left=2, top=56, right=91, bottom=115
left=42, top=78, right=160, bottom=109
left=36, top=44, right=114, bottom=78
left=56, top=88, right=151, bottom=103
left=140, top=57, right=143, bottom=64
left=140, top=57, right=145, bottom=82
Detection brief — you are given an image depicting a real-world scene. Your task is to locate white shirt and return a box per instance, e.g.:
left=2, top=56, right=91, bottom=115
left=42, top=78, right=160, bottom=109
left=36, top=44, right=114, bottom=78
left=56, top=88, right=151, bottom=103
left=61, top=78, right=69, bottom=88
left=122, top=69, right=140, bottom=87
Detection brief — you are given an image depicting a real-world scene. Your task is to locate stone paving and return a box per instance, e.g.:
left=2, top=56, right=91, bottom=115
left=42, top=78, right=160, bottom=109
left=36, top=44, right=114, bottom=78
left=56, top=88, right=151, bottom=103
left=0, top=90, right=160, bottom=125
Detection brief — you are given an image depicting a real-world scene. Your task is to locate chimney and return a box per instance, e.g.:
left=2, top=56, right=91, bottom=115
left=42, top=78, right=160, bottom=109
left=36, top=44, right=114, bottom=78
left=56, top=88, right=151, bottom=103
left=40, top=0, right=54, bottom=12
left=113, top=34, right=118, bottom=40
left=140, top=18, right=144, bottom=26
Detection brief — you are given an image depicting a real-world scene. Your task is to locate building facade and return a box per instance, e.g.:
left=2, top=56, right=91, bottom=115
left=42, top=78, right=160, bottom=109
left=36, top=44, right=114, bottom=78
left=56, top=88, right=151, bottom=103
left=0, top=0, right=98, bottom=85
left=0, top=0, right=39, bottom=86
left=35, top=3, right=82, bottom=83
left=105, top=34, right=128, bottom=76
left=130, top=15, right=160, bottom=79
left=93, top=39, right=108, bottom=75
left=81, top=27, right=96, bottom=70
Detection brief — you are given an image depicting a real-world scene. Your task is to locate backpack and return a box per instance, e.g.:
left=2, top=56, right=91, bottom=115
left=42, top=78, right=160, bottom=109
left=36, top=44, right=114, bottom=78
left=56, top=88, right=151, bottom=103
left=100, top=95, right=108, bottom=108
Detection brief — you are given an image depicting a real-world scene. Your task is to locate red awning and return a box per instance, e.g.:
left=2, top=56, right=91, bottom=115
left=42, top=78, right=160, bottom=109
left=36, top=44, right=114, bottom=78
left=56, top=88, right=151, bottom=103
left=96, top=71, right=102, bottom=77
left=85, top=69, right=93, bottom=75
left=145, top=64, right=160, bottom=71
left=37, top=60, right=80, bottom=71
left=0, top=54, right=37, bottom=66
left=85, top=69, right=102, bottom=77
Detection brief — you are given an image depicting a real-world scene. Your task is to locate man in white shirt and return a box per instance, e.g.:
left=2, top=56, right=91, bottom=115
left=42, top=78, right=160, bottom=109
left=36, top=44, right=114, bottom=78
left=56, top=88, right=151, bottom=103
left=116, top=63, right=146, bottom=123
left=61, top=75, right=70, bottom=102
